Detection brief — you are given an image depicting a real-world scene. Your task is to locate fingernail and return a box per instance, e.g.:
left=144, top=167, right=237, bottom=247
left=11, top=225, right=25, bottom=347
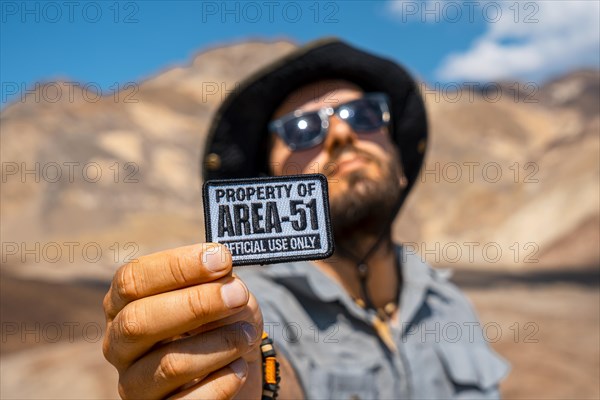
left=203, top=245, right=229, bottom=272
left=220, top=279, right=249, bottom=309
left=241, top=322, right=259, bottom=344
left=229, top=358, right=247, bottom=380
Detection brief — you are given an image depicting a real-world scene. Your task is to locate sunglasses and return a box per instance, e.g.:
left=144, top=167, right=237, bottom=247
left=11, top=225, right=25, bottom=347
left=268, top=92, right=391, bottom=151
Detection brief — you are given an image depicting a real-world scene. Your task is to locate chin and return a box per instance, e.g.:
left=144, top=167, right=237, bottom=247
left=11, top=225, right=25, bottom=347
left=327, top=158, right=403, bottom=237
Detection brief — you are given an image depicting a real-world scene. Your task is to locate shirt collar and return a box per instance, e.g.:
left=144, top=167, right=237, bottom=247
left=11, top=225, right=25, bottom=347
left=264, top=244, right=451, bottom=327
left=265, top=258, right=347, bottom=302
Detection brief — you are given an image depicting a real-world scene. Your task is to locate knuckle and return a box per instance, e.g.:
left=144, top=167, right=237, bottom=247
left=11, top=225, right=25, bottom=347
left=102, top=291, right=113, bottom=318
left=102, top=322, right=126, bottom=369
left=116, top=305, right=145, bottom=341
left=103, top=342, right=131, bottom=374
left=186, top=287, right=213, bottom=320
left=166, top=252, right=192, bottom=286
left=102, top=332, right=113, bottom=361
left=115, top=262, right=143, bottom=303
left=156, top=352, right=186, bottom=381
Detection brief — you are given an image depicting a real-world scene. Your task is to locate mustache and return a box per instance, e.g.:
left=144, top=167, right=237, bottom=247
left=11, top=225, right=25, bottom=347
left=323, top=146, right=381, bottom=177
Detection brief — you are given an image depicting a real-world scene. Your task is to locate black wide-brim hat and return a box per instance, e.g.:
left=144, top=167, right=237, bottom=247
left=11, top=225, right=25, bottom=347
left=203, top=37, right=428, bottom=206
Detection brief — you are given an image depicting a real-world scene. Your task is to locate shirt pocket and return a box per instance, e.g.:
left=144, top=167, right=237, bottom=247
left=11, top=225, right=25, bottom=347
left=434, top=342, right=510, bottom=398
left=307, top=359, right=382, bottom=400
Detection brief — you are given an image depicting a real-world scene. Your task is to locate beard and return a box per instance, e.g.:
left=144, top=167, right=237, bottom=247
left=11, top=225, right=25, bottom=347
left=327, top=145, right=404, bottom=244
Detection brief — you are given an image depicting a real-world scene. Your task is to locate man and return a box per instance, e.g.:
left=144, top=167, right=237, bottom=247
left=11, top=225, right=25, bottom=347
left=103, top=38, right=509, bottom=399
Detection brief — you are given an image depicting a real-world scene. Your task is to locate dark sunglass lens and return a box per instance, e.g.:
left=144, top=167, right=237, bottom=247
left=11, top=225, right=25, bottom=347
left=282, top=113, right=323, bottom=149
left=344, top=98, right=385, bottom=132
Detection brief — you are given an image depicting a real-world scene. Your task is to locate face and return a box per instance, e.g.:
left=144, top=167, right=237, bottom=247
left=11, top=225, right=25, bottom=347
left=268, top=80, right=407, bottom=237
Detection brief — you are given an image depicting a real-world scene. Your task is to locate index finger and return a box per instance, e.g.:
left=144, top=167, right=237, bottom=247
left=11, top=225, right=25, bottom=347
left=104, top=243, right=232, bottom=320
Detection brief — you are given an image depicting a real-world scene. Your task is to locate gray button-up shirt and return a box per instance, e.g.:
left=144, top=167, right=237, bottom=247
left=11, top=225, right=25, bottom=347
left=237, top=245, right=510, bottom=399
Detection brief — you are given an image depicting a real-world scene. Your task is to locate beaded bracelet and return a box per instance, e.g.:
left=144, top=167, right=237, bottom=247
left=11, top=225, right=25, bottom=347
left=260, top=331, right=280, bottom=400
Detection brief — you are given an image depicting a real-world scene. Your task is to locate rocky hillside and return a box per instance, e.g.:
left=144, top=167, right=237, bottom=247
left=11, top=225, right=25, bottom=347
left=397, top=69, right=599, bottom=269
left=1, top=40, right=598, bottom=281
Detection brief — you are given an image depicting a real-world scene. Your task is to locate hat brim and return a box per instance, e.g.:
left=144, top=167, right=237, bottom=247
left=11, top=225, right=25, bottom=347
left=202, top=38, right=427, bottom=200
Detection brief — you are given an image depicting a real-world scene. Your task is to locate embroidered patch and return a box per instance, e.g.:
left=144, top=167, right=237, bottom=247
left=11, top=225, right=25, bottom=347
left=203, top=174, right=334, bottom=266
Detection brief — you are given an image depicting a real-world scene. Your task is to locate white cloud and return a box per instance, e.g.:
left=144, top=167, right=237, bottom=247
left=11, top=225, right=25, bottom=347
left=437, top=1, right=600, bottom=81
left=388, top=1, right=600, bottom=81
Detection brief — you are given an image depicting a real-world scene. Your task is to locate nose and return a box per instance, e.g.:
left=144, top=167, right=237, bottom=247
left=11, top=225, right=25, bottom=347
left=322, top=114, right=357, bottom=153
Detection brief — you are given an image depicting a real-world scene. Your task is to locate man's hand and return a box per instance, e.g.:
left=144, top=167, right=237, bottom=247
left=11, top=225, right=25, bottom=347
left=102, top=243, right=263, bottom=399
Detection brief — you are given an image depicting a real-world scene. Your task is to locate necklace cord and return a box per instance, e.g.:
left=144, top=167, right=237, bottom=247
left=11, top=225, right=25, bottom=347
left=334, top=190, right=406, bottom=311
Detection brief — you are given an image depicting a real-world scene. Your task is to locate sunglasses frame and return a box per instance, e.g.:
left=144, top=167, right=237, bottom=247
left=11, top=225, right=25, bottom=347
left=268, top=92, right=391, bottom=151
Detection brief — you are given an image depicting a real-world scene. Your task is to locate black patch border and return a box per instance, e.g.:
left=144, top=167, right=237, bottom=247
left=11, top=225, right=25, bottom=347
left=203, top=173, right=335, bottom=266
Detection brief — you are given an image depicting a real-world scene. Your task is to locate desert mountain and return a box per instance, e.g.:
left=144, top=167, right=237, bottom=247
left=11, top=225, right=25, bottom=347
left=1, top=40, right=598, bottom=282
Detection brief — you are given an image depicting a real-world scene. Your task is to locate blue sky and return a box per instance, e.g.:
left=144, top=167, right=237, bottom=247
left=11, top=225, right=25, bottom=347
left=1, top=1, right=599, bottom=106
